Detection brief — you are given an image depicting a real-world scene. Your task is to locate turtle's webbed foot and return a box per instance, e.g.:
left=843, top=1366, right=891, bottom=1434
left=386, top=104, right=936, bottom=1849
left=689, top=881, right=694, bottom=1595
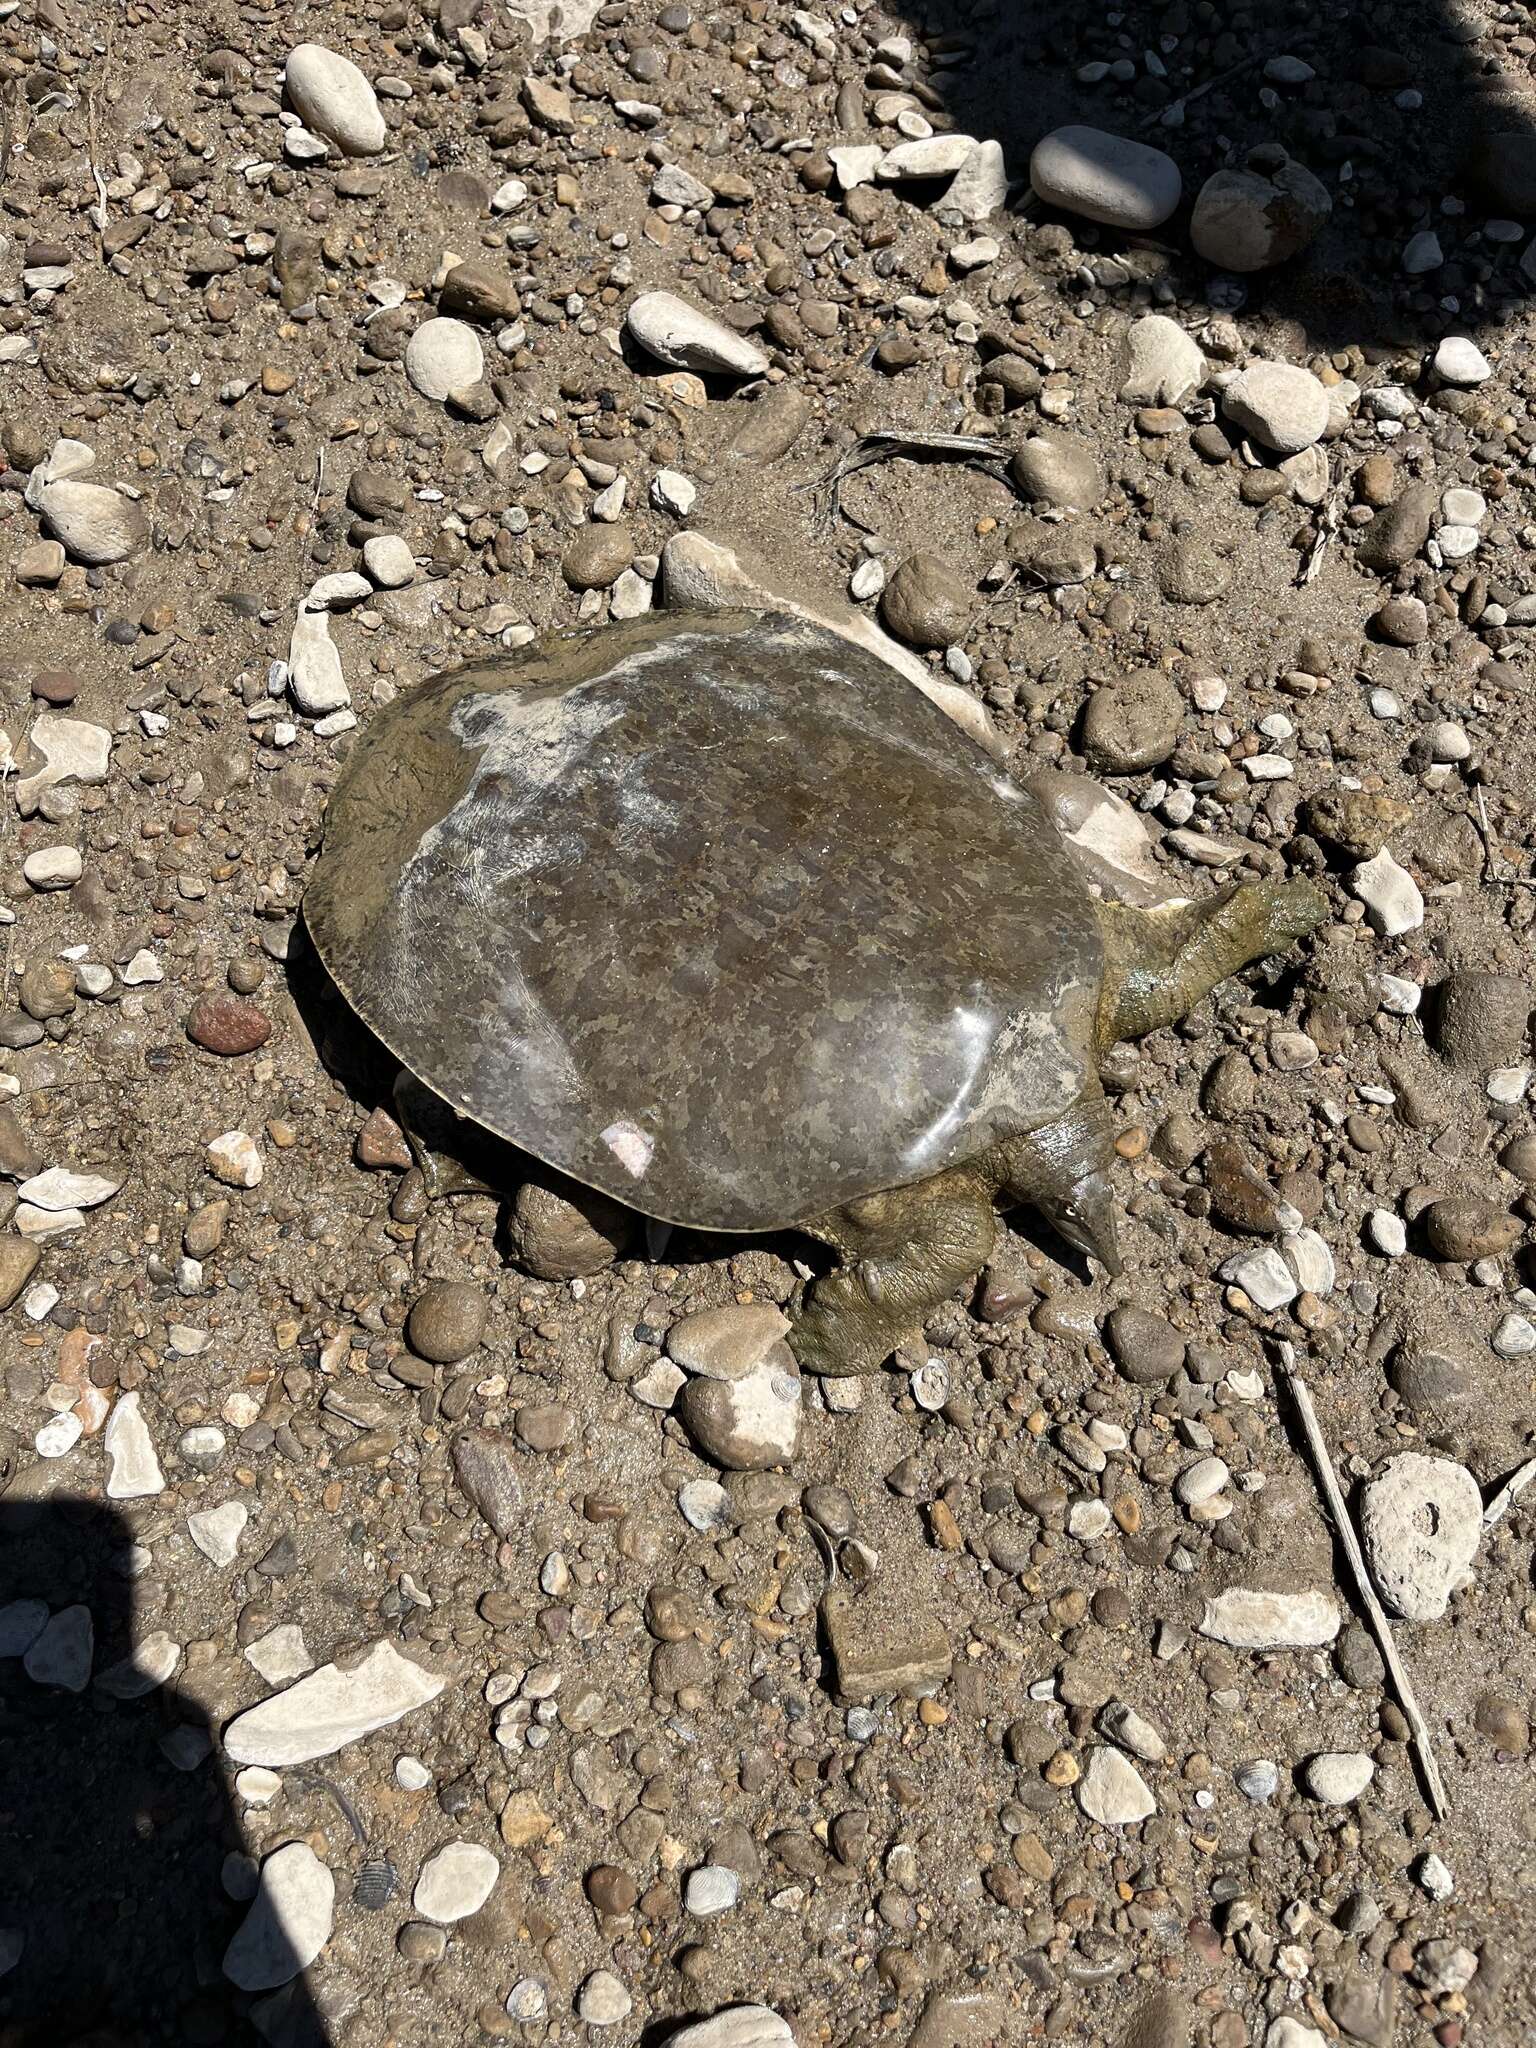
left=790, top=1171, right=997, bottom=1378
left=392, top=1072, right=499, bottom=1199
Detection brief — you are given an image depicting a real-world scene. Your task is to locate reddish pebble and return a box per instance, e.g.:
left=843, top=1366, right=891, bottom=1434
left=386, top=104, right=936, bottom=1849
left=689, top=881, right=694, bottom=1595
left=186, top=991, right=272, bottom=1055
left=356, top=1105, right=413, bottom=1171
left=32, top=670, right=79, bottom=705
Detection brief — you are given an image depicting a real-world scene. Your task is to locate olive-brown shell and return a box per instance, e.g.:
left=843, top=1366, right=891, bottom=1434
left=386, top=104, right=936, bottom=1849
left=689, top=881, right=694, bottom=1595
left=304, top=610, right=1103, bottom=1231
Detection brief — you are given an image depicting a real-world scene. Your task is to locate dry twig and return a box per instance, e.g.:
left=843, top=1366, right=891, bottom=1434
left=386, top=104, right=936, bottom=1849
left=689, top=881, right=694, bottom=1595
left=1280, top=1365, right=1449, bottom=1821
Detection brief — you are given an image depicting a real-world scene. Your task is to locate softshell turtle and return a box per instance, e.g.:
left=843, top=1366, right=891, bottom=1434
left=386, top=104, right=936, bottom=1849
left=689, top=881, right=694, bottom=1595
left=305, top=610, right=1324, bottom=1376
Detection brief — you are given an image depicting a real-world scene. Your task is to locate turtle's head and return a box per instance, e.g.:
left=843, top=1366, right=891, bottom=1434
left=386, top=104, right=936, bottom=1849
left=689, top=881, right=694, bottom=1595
left=1044, top=1167, right=1123, bottom=1279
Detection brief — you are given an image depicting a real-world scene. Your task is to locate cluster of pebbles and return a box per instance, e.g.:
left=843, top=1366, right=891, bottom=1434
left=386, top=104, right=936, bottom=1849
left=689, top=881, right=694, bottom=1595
left=3, top=0, right=1536, bottom=2045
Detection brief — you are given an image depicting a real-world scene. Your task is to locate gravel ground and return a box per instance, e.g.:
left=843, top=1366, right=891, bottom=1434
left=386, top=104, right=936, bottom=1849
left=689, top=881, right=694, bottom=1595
left=3, top=2, right=1536, bottom=2046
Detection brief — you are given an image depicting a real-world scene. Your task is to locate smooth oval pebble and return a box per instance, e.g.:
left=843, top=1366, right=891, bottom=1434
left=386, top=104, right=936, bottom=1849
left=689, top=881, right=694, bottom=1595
left=36, top=480, right=148, bottom=565
left=405, top=318, right=485, bottom=402
left=284, top=42, right=386, bottom=156
left=1029, top=125, right=1182, bottom=228
left=625, top=290, right=768, bottom=377
left=22, top=846, right=82, bottom=890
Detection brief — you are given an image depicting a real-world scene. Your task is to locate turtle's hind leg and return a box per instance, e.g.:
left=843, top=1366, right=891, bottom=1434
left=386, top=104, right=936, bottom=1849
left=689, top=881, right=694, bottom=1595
left=1097, top=878, right=1326, bottom=1049
left=790, top=1165, right=997, bottom=1378
left=392, top=1072, right=499, bottom=1198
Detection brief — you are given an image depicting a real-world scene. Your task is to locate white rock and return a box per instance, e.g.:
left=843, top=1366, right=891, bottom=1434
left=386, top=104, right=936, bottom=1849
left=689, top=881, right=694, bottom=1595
left=659, top=531, right=1000, bottom=759
left=1029, top=125, right=1181, bottom=228
left=1199, top=1587, right=1341, bottom=1649
left=492, top=177, right=530, bottom=212
left=1077, top=1746, right=1156, bottom=1825
left=651, top=468, right=697, bottom=516
left=1099, top=1701, right=1167, bottom=1762
left=305, top=570, right=372, bottom=611
left=577, top=1970, right=632, bottom=2025
left=1361, top=1452, right=1481, bottom=1621
left=188, top=1501, right=249, bottom=1566
left=608, top=567, right=653, bottom=620
left=1175, top=1456, right=1231, bottom=1506
left=207, top=1131, right=263, bottom=1188
left=1437, top=524, right=1479, bottom=562
left=625, top=291, right=768, bottom=377
left=651, top=160, right=714, bottom=209
left=1441, top=487, right=1486, bottom=526
left=13, top=714, right=112, bottom=815
left=284, top=43, right=386, bottom=156
left=35, top=1413, right=83, bottom=1458
left=1223, top=362, right=1329, bottom=454
left=666, top=2009, right=796, bottom=2048
left=16, top=1203, right=85, bottom=1240
left=121, top=948, right=163, bottom=985
left=245, top=1623, right=313, bottom=1686
left=1351, top=847, right=1423, bottom=935
left=17, top=1167, right=120, bottom=1211
left=1119, top=314, right=1206, bottom=406
left=413, top=1840, right=501, bottom=1923
left=364, top=534, right=416, bottom=587
left=405, top=317, right=484, bottom=401
left=1304, top=1751, right=1375, bottom=1804
left=1433, top=336, right=1490, bottom=386
left=224, top=1639, right=449, bottom=1765
left=95, top=1631, right=182, bottom=1698
left=944, top=139, right=1009, bottom=222
left=223, top=1841, right=336, bottom=1990
left=22, top=846, right=82, bottom=890
left=828, top=144, right=882, bottom=192
left=684, top=1865, right=741, bottom=1915
left=23, top=1605, right=93, bottom=1690
left=1379, top=973, right=1420, bottom=1013
left=288, top=606, right=350, bottom=717
left=1218, top=1245, right=1297, bottom=1310
left=35, top=479, right=147, bottom=565
left=105, top=1392, right=165, bottom=1500
left=630, top=1357, right=685, bottom=1409
left=677, top=1356, right=800, bottom=1470
left=878, top=134, right=977, bottom=180
left=1417, top=1852, right=1454, bottom=1900
left=396, top=1755, right=432, bottom=1791
left=1367, top=1209, right=1407, bottom=1256
left=1281, top=1228, right=1335, bottom=1296
left=236, top=1766, right=283, bottom=1808
left=1267, top=2022, right=1328, bottom=2048
left=949, top=235, right=1000, bottom=270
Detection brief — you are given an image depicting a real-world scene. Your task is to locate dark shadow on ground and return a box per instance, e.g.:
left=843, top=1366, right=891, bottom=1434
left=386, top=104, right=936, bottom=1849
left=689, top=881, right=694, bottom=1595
left=883, top=0, right=1536, bottom=352
left=0, top=1498, right=321, bottom=2047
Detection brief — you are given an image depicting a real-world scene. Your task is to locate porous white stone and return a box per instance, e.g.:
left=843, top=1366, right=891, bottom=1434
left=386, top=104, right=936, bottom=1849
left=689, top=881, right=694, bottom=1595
left=405, top=317, right=484, bottom=402
left=1361, top=1453, right=1482, bottom=1621
left=1198, top=1587, right=1341, bottom=1649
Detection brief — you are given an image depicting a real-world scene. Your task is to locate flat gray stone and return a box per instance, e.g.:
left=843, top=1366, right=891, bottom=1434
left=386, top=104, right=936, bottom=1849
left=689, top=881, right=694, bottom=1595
left=1030, top=125, right=1181, bottom=228
left=224, top=1639, right=449, bottom=1766
left=104, top=1391, right=165, bottom=1499
left=412, top=1840, right=501, bottom=1923
left=222, top=1841, right=335, bottom=1990
left=23, top=1605, right=93, bottom=1691
left=188, top=1501, right=249, bottom=1566
left=1077, top=1745, right=1156, bottom=1825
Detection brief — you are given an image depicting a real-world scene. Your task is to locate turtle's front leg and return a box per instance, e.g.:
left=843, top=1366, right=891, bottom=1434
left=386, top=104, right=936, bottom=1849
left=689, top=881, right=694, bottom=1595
left=791, top=1166, right=997, bottom=1377
left=1097, top=877, right=1326, bottom=1047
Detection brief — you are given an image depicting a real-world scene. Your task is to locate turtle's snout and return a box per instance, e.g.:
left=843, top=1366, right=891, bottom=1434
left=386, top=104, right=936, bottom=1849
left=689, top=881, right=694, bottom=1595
left=1050, top=1171, right=1123, bottom=1279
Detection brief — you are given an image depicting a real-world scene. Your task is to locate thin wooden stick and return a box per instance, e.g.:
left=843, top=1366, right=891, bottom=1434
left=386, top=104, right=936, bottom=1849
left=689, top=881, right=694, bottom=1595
left=1280, top=1367, right=1449, bottom=1821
